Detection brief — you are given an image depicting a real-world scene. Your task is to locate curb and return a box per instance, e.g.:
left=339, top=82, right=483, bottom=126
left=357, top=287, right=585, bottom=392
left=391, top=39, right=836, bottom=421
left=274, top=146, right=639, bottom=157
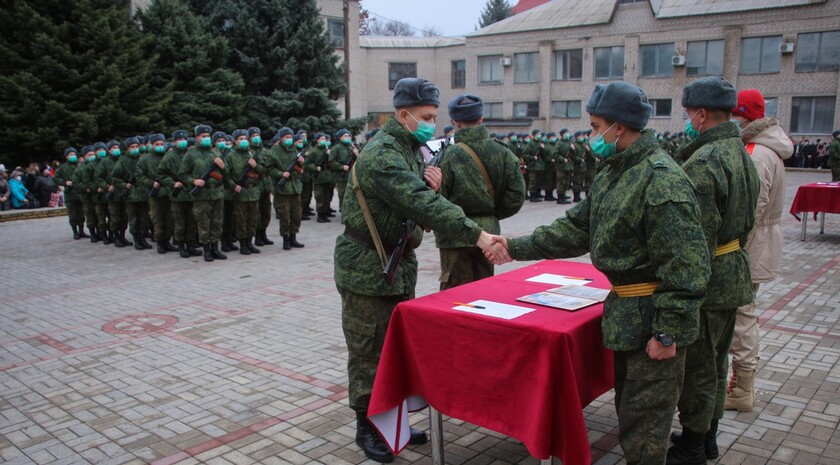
left=0, top=207, right=67, bottom=223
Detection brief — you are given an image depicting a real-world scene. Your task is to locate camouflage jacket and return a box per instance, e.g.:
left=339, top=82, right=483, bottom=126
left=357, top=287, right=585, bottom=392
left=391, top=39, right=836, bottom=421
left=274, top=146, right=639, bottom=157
left=508, top=130, right=710, bottom=351
left=584, top=145, right=598, bottom=174
left=72, top=160, right=96, bottom=202
left=53, top=161, right=79, bottom=202
left=111, top=154, right=145, bottom=202
left=571, top=141, right=587, bottom=172
left=679, top=122, right=759, bottom=311
left=330, top=142, right=355, bottom=182
left=225, top=147, right=265, bottom=202
left=556, top=140, right=574, bottom=172
left=334, top=116, right=482, bottom=296
left=435, top=125, right=525, bottom=248
left=94, top=155, right=117, bottom=194
left=264, top=143, right=303, bottom=195
left=136, top=151, right=169, bottom=198
left=178, top=146, right=228, bottom=201
left=157, top=148, right=191, bottom=202
left=305, top=145, right=334, bottom=185
left=828, top=138, right=840, bottom=168
left=522, top=140, right=545, bottom=171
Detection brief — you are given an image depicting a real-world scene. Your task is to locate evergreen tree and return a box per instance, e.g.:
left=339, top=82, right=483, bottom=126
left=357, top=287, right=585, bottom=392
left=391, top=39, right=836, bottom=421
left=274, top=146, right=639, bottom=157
left=137, top=0, right=246, bottom=132
left=0, top=0, right=171, bottom=167
left=478, top=0, right=513, bottom=28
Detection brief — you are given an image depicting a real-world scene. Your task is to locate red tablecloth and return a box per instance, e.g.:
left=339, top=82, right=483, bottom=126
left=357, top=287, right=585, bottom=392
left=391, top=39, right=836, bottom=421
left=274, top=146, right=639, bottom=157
left=790, top=182, right=840, bottom=220
left=368, top=260, right=614, bottom=465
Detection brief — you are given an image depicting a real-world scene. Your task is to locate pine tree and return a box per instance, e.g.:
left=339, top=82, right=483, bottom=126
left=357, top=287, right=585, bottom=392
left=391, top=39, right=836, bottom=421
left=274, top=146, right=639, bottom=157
left=478, top=0, right=513, bottom=28
left=137, top=0, right=246, bottom=132
left=0, top=0, right=172, bottom=167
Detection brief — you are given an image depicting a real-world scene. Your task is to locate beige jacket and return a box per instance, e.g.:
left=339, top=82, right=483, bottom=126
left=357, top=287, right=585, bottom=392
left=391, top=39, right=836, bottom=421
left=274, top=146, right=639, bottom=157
left=741, top=118, right=793, bottom=283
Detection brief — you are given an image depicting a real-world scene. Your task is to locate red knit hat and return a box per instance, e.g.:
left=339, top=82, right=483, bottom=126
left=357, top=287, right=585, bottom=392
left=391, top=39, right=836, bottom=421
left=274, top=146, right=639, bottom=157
left=732, top=89, right=765, bottom=121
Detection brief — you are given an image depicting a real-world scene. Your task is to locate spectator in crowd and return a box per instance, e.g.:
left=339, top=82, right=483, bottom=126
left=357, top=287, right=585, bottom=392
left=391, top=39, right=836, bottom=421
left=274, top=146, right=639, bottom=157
left=0, top=167, right=10, bottom=211
left=802, top=139, right=818, bottom=168
left=816, top=140, right=828, bottom=169
left=23, top=163, right=39, bottom=191
left=9, top=169, right=31, bottom=209
left=32, top=167, right=57, bottom=208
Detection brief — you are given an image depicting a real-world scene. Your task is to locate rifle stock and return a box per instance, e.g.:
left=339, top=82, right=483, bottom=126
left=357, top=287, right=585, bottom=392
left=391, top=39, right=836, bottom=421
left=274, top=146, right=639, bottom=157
left=277, top=148, right=307, bottom=189
left=189, top=148, right=231, bottom=196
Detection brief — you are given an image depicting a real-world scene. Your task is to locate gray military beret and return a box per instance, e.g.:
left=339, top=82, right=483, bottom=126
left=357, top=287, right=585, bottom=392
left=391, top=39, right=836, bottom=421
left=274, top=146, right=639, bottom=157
left=585, top=82, right=652, bottom=130
left=232, top=129, right=248, bottom=139
left=682, top=76, right=737, bottom=110
left=149, top=133, right=165, bottom=143
left=194, top=124, right=212, bottom=136
left=81, top=146, right=92, bottom=155
left=393, top=78, right=440, bottom=109
left=448, top=94, right=483, bottom=122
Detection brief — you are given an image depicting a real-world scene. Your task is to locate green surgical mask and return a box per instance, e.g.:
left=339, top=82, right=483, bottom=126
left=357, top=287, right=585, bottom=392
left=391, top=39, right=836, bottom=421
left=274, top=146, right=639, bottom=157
left=283, top=138, right=294, bottom=147
left=251, top=136, right=262, bottom=146
left=216, top=141, right=227, bottom=150
left=406, top=112, right=435, bottom=144
left=319, top=140, right=328, bottom=147
left=200, top=137, right=212, bottom=148
left=97, top=150, right=107, bottom=158
left=129, top=148, right=140, bottom=156
left=154, top=146, right=166, bottom=153
left=511, top=136, right=518, bottom=142
left=295, top=142, right=304, bottom=149
left=588, top=123, right=618, bottom=159
left=685, top=112, right=701, bottom=139
left=341, top=138, right=351, bottom=145
left=176, top=140, right=188, bottom=149
left=238, top=140, right=250, bottom=149
left=68, top=155, right=78, bottom=163
left=140, top=145, right=147, bottom=153
left=111, top=149, right=121, bottom=157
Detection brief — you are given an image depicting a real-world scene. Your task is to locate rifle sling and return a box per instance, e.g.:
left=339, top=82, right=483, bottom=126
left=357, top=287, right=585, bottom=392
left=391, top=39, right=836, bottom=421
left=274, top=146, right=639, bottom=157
left=456, top=142, right=495, bottom=203
left=351, top=165, right=388, bottom=268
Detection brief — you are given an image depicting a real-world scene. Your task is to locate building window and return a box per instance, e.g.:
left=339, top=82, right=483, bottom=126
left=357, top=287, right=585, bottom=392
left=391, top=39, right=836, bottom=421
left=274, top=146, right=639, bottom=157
left=484, top=102, right=503, bottom=119
left=478, top=55, right=503, bottom=84
left=451, top=60, right=466, bottom=88
left=553, top=49, right=583, bottom=80
left=551, top=100, right=582, bottom=118
left=796, top=31, right=840, bottom=72
left=327, top=18, right=345, bottom=49
left=594, top=46, right=624, bottom=79
left=640, top=43, right=675, bottom=77
left=513, top=101, right=539, bottom=118
left=514, top=52, right=540, bottom=83
left=687, top=39, right=724, bottom=76
left=791, top=96, right=836, bottom=133
left=740, top=36, right=782, bottom=74
left=764, top=97, right=778, bottom=118
left=650, top=99, right=672, bottom=118
left=388, top=62, right=417, bottom=90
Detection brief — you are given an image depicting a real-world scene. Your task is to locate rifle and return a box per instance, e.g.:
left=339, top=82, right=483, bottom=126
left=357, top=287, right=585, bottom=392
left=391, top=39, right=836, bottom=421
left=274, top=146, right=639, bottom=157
left=231, top=160, right=254, bottom=199
left=277, top=148, right=307, bottom=189
left=383, top=151, right=444, bottom=285
left=314, top=150, right=331, bottom=178
left=148, top=177, right=161, bottom=198
left=120, top=175, right=136, bottom=197
left=189, top=148, right=231, bottom=196
left=105, top=189, right=114, bottom=201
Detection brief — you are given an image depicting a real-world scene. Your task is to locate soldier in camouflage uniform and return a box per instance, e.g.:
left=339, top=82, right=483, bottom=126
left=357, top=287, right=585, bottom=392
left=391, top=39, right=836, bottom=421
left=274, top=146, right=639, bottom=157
left=250, top=128, right=275, bottom=246
left=264, top=127, right=306, bottom=250
left=111, top=137, right=151, bottom=250
left=54, top=147, right=88, bottom=239
left=667, top=77, right=759, bottom=465
left=489, top=82, right=711, bottom=465
left=178, top=124, right=228, bottom=262
left=435, top=94, right=526, bottom=290
left=208, top=132, right=238, bottom=253
left=137, top=133, right=178, bottom=254
left=306, top=133, right=335, bottom=223
left=96, top=140, right=131, bottom=246
left=330, top=129, right=356, bottom=216
left=570, top=132, right=586, bottom=202
left=522, top=131, right=545, bottom=201
left=542, top=132, right=558, bottom=201
left=73, top=147, right=100, bottom=242
left=227, top=129, right=265, bottom=254
left=297, top=129, right=315, bottom=220
left=158, top=130, right=201, bottom=258
left=582, top=133, right=597, bottom=197
left=334, top=78, right=502, bottom=463
left=555, top=129, right=574, bottom=204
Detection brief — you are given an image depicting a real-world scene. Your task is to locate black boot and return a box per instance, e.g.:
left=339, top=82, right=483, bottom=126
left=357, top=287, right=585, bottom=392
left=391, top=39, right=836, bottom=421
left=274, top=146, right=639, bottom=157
left=228, top=235, right=239, bottom=251
left=254, top=231, right=265, bottom=246
left=121, top=231, right=133, bottom=247
left=221, top=237, right=232, bottom=252
left=408, top=427, right=428, bottom=445
left=545, top=193, right=556, bottom=201
left=246, top=239, right=261, bottom=254
left=113, top=231, right=126, bottom=248
left=165, top=240, right=178, bottom=252
left=78, top=226, right=90, bottom=239
left=102, top=230, right=113, bottom=245
left=188, top=240, right=203, bottom=256
left=211, top=243, right=227, bottom=260
left=573, top=192, right=581, bottom=202
left=203, top=244, right=214, bottom=262
left=239, top=240, right=251, bottom=255
left=282, top=235, right=291, bottom=250
left=90, top=227, right=100, bottom=243
left=666, top=429, right=706, bottom=465
left=670, top=420, right=719, bottom=460
left=72, top=225, right=81, bottom=240
left=529, top=195, right=543, bottom=202
left=140, top=235, right=153, bottom=249
left=301, top=213, right=311, bottom=220
left=317, top=214, right=330, bottom=223
left=133, top=234, right=145, bottom=250
left=260, top=229, right=273, bottom=245
left=355, top=411, right=394, bottom=463
left=289, top=235, right=304, bottom=248
left=557, top=197, right=571, bottom=204
left=179, top=241, right=191, bottom=258
left=158, top=242, right=167, bottom=254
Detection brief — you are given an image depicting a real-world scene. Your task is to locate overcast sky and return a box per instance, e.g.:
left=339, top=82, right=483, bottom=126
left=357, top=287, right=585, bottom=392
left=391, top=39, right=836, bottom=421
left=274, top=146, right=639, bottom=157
left=359, top=0, right=497, bottom=37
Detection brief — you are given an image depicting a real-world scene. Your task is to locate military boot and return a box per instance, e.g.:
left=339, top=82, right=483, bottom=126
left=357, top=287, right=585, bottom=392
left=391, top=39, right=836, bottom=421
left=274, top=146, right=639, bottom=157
left=102, top=230, right=113, bottom=245
left=670, top=419, right=719, bottom=460
left=573, top=192, right=581, bottom=202
left=90, top=226, right=101, bottom=243
left=133, top=234, right=145, bottom=250
left=203, top=244, right=213, bottom=262
left=179, top=241, right=191, bottom=258
left=78, top=227, right=90, bottom=238
left=529, top=195, right=542, bottom=203
left=282, top=235, right=291, bottom=250
left=113, top=231, right=126, bottom=248
left=72, top=225, right=81, bottom=240
left=211, top=243, right=227, bottom=260
left=140, top=235, right=153, bottom=249
left=239, top=240, right=251, bottom=255
left=254, top=231, right=265, bottom=246
left=221, top=237, right=233, bottom=252
left=157, top=241, right=167, bottom=254
left=261, top=228, right=274, bottom=245
left=355, top=411, right=393, bottom=463
left=227, top=235, right=239, bottom=251
left=121, top=230, right=133, bottom=247
left=317, top=214, right=331, bottom=223
left=725, top=368, right=756, bottom=412
left=289, top=235, right=304, bottom=248
left=666, top=428, right=706, bottom=465
left=246, top=239, right=261, bottom=254
left=188, top=240, right=203, bottom=256
left=557, top=196, right=570, bottom=204
left=164, top=240, right=178, bottom=252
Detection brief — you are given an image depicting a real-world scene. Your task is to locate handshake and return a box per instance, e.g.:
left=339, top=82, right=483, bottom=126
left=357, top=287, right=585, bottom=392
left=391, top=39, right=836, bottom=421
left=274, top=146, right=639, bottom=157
left=476, top=231, right=513, bottom=265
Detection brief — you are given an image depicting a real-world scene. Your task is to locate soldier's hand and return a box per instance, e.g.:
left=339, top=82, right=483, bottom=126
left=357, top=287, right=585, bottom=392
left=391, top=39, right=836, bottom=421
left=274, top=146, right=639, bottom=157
left=174, top=181, right=183, bottom=188
left=234, top=185, right=242, bottom=193
left=343, top=165, right=349, bottom=171
left=316, top=166, right=321, bottom=172
left=125, top=183, right=132, bottom=190
left=479, top=233, right=511, bottom=265
left=108, top=185, right=115, bottom=192
left=66, top=180, right=73, bottom=187
left=297, top=156, right=305, bottom=163
left=645, top=336, right=676, bottom=360
left=214, top=157, right=225, bottom=169
left=248, top=158, right=257, bottom=168
left=283, top=172, right=291, bottom=179
left=152, top=181, right=160, bottom=189
left=194, top=179, right=205, bottom=187
left=424, top=166, right=442, bottom=192
left=353, top=148, right=359, bottom=156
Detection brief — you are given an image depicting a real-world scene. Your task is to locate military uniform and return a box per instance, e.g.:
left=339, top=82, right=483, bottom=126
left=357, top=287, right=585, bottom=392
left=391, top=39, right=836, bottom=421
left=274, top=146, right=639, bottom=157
left=111, top=145, right=150, bottom=248
left=178, top=137, right=228, bottom=259
left=828, top=134, right=840, bottom=181
left=330, top=136, right=355, bottom=213
left=54, top=151, right=86, bottom=238
left=94, top=146, right=124, bottom=245
left=436, top=125, right=525, bottom=289
left=542, top=135, right=558, bottom=200
left=507, top=130, right=710, bottom=465
left=157, top=142, right=200, bottom=257
left=137, top=136, right=176, bottom=253
left=570, top=136, right=586, bottom=201
left=522, top=138, right=545, bottom=200
left=583, top=140, right=597, bottom=195
left=306, top=142, right=335, bottom=222
left=556, top=134, right=574, bottom=203
left=72, top=151, right=100, bottom=241
left=264, top=136, right=305, bottom=249
left=227, top=140, right=265, bottom=253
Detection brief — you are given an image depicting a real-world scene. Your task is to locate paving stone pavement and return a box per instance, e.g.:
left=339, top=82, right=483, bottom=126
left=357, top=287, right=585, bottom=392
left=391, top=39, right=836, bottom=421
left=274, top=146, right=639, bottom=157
left=1, top=170, right=838, bottom=465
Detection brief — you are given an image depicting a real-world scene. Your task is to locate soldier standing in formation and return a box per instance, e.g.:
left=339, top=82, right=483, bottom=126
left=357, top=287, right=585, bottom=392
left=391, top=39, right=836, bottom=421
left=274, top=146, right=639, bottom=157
left=522, top=130, right=545, bottom=201
left=227, top=129, right=265, bottom=254
left=137, top=133, right=179, bottom=254
left=54, top=147, right=89, bottom=239
left=265, top=127, right=306, bottom=250
left=330, top=129, right=357, bottom=215
left=307, top=133, right=334, bottom=223
left=555, top=128, right=574, bottom=204
left=73, top=146, right=100, bottom=242
left=159, top=130, right=202, bottom=258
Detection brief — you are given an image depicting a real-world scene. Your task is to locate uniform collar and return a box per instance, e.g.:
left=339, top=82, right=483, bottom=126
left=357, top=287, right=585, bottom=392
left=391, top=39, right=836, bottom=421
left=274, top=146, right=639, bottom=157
left=604, top=129, right=658, bottom=174
left=679, top=121, right=740, bottom=161
left=454, top=126, right=488, bottom=144
left=384, top=116, right=422, bottom=150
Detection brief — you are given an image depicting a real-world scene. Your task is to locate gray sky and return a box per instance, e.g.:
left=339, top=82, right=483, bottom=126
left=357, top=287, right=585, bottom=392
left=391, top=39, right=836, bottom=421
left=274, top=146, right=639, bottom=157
left=360, top=0, right=494, bottom=37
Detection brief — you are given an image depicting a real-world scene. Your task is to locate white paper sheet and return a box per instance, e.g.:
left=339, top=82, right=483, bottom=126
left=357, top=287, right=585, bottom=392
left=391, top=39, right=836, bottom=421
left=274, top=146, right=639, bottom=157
left=525, top=273, right=595, bottom=286
left=452, top=300, right=535, bottom=320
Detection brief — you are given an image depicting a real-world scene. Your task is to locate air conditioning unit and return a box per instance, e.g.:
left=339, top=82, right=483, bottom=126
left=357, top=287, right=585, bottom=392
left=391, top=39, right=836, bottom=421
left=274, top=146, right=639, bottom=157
left=672, top=55, right=686, bottom=67
left=779, top=42, right=795, bottom=54
left=500, top=57, right=512, bottom=67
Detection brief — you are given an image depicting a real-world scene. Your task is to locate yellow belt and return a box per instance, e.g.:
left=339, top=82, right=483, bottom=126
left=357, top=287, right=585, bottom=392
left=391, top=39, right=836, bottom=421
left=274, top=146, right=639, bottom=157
left=613, top=281, right=660, bottom=298
left=714, top=239, right=740, bottom=257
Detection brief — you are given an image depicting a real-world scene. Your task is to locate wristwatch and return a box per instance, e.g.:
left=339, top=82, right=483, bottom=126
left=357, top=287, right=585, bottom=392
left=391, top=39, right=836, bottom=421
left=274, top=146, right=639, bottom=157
left=655, top=333, right=675, bottom=347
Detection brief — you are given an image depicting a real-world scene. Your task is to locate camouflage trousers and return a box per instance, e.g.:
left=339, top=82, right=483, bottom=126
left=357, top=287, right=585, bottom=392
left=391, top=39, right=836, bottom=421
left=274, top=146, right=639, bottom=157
left=223, top=200, right=235, bottom=238
left=274, top=193, right=301, bottom=236
left=614, top=347, right=686, bottom=465
left=832, top=167, right=840, bottom=182
left=543, top=169, right=556, bottom=196
left=149, top=197, right=173, bottom=242
left=571, top=170, right=584, bottom=194
left=94, top=201, right=109, bottom=231
left=65, top=199, right=85, bottom=227
left=528, top=171, right=543, bottom=196
left=126, top=201, right=150, bottom=237
left=192, top=199, right=224, bottom=245
left=338, top=287, right=413, bottom=412
left=301, top=180, right=313, bottom=211
left=314, top=183, right=333, bottom=216
left=170, top=200, right=196, bottom=243
left=259, top=191, right=272, bottom=229
left=439, top=247, right=494, bottom=291
left=556, top=171, right=571, bottom=197
left=584, top=168, right=597, bottom=194
left=108, top=198, right=127, bottom=233
left=730, top=283, right=760, bottom=372
left=335, top=181, right=348, bottom=213
left=83, top=201, right=98, bottom=230
left=233, top=200, right=259, bottom=239
left=678, top=309, right=736, bottom=434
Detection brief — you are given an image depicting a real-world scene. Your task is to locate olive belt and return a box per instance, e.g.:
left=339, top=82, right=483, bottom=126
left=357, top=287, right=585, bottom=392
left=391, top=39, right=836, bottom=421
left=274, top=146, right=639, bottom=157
left=613, top=281, right=660, bottom=298
left=343, top=226, right=412, bottom=258
left=714, top=239, right=740, bottom=257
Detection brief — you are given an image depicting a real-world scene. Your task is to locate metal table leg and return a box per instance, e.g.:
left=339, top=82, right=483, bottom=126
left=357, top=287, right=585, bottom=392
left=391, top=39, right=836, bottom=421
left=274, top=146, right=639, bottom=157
left=801, top=213, right=808, bottom=241
left=820, top=212, right=826, bottom=234
left=540, top=457, right=555, bottom=465
left=429, top=406, right=445, bottom=465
